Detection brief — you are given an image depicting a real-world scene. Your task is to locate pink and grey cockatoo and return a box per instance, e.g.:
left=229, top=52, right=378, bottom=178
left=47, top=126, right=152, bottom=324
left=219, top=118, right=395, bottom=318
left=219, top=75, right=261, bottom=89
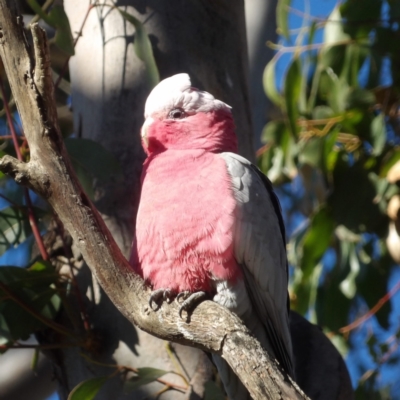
left=130, top=73, right=294, bottom=398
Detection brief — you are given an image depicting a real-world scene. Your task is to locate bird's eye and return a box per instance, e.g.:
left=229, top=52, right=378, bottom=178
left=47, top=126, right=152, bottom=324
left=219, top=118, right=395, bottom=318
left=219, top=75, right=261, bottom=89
left=168, top=108, right=186, bottom=120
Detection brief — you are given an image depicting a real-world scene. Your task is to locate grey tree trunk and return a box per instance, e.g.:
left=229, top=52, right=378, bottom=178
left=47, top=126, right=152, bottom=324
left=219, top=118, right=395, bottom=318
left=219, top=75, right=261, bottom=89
left=245, top=0, right=279, bottom=147
left=61, top=1, right=253, bottom=399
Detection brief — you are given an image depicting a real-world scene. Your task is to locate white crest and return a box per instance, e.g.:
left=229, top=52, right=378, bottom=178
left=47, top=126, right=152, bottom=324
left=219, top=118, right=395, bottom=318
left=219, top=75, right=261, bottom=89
left=144, top=73, right=231, bottom=118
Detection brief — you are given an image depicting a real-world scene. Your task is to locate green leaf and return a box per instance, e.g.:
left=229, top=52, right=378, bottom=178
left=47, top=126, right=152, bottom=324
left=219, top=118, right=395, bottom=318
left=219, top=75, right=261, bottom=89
left=323, top=127, right=340, bottom=172
left=380, top=149, right=400, bottom=178
left=327, top=76, right=350, bottom=114
left=68, top=376, right=109, bottom=400
left=261, top=121, right=286, bottom=144
left=339, top=243, right=360, bottom=299
left=328, top=333, right=349, bottom=357
left=27, top=1, right=74, bottom=55
left=27, top=0, right=49, bottom=22
left=0, top=207, right=29, bottom=254
left=48, top=6, right=75, bottom=56
left=0, top=266, right=61, bottom=341
left=284, top=58, right=302, bottom=137
left=370, top=113, right=386, bottom=156
left=263, top=58, right=282, bottom=106
left=320, top=45, right=347, bottom=75
left=124, top=368, right=168, bottom=391
left=260, top=122, right=292, bottom=182
left=276, top=0, right=291, bottom=40
left=299, top=138, right=323, bottom=168
left=71, top=162, right=95, bottom=200
left=346, top=88, right=376, bottom=109
left=204, top=381, right=226, bottom=400
left=64, top=138, right=122, bottom=195
left=118, top=10, right=159, bottom=88
left=312, top=106, right=334, bottom=120
left=324, top=7, right=350, bottom=44
left=300, top=206, right=335, bottom=279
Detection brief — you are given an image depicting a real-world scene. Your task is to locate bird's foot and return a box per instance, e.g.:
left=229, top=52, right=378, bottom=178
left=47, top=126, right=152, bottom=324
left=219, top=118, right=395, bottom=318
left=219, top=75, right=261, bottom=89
left=176, top=291, right=207, bottom=319
left=149, top=288, right=173, bottom=311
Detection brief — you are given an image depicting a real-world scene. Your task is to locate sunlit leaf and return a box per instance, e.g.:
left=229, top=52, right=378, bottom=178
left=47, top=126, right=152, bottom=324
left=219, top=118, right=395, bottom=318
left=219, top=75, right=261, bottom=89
left=339, top=243, right=359, bottom=299
left=380, top=149, right=400, bottom=178
left=328, top=332, right=349, bottom=357
left=118, top=10, right=159, bottom=88
left=267, top=146, right=284, bottom=183
left=324, top=7, right=350, bottom=44
left=327, top=76, right=350, bottom=114
left=68, top=376, right=109, bottom=400
left=312, top=106, right=334, bottom=120
left=370, top=113, right=386, bottom=156
left=284, top=58, right=302, bottom=137
left=276, top=0, right=291, bottom=40
left=324, top=127, right=340, bottom=172
left=263, top=58, right=282, bottom=106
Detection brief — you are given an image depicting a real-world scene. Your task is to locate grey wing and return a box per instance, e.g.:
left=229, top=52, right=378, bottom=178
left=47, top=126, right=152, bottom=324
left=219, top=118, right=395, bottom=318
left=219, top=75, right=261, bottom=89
left=220, top=152, right=294, bottom=378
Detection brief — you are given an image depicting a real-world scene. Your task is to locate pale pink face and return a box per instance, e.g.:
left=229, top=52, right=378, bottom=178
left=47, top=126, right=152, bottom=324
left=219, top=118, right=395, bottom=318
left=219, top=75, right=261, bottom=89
left=141, top=74, right=238, bottom=155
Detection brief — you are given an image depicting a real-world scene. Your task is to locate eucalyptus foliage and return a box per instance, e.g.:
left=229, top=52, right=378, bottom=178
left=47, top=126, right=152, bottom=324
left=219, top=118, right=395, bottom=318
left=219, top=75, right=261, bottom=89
left=262, top=0, right=400, bottom=396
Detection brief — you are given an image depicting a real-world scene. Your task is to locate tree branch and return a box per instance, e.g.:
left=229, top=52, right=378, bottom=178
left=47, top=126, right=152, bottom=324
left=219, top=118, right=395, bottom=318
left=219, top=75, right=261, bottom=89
left=0, top=2, right=308, bottom=399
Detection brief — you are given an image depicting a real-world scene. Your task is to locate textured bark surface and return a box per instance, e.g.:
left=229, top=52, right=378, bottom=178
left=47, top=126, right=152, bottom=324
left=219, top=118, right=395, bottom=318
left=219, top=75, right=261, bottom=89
left=0, top=1, right=309, bottom=399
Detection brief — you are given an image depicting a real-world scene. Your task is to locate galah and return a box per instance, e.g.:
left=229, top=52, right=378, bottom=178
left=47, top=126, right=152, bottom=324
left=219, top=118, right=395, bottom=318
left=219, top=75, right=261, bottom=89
left=130, top=73, right=294, bottom=398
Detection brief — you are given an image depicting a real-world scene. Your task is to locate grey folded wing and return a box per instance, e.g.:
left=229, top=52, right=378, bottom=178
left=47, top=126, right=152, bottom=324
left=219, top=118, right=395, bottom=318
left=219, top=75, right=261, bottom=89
left=220, top=152, right=294, bottom=377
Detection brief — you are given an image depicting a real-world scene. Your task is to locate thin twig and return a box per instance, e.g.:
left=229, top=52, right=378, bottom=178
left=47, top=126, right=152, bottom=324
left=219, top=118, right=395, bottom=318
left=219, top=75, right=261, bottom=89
left=0, top=75, right=49, bottom=261
left=0, top=342, right=80, bottom=350
left=339, top=279, right=400, bottom=334
left=80, top=353, right=188, bottom=391
left=0, top=280, right=76, bottom=338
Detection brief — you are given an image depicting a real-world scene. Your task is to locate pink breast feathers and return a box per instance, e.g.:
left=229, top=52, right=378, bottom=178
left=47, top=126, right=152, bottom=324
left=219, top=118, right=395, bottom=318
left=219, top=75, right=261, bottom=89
left=131, top=150, right=242, bottom=294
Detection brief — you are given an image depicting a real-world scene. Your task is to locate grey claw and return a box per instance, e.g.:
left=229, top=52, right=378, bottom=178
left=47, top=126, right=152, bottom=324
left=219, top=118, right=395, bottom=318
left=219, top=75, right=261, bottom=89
left=178, top=291, right=207, bottom=319
left=149, top=288, right=172, bottom=310
left=176, top=291, right=190, bottom=303
left=163, top=289, right=173, bottom=303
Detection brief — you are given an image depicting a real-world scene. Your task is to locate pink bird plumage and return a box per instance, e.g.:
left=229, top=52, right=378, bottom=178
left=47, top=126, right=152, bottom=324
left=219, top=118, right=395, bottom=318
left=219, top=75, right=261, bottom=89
left=130, top=74, right=294, bottom=399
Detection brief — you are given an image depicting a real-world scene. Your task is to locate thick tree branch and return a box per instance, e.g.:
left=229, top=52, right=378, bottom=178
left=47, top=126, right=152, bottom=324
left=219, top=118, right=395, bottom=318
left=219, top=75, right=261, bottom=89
left=0, top=2, right=308, bottom=399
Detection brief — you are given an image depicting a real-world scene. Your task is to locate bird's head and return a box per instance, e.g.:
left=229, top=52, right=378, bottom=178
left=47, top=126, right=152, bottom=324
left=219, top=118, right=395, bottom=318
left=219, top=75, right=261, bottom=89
left=141, top=73, right=238, bottom=155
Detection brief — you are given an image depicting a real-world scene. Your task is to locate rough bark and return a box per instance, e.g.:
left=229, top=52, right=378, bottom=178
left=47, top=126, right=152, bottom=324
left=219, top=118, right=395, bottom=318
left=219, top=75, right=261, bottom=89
left=0, top=2, right=308, bottom=400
